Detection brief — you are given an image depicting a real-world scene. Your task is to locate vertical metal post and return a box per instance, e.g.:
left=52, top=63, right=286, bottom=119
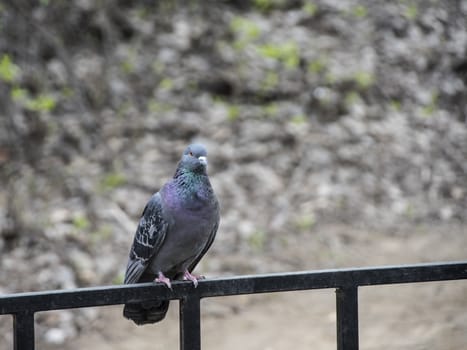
left=13, top=312, right=35, bottom=350
left=336, top=286, right=359, bottom=350
left=179, top=294, right=201, bottom=350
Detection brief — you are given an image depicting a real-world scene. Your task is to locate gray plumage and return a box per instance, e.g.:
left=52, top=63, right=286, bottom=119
left=123, top=144, right=220, bottom=325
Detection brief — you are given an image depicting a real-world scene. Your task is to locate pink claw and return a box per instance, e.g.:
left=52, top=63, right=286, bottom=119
left=155, top=272, right=172, bottom=290
left=183, top=270, right=205, bottom=288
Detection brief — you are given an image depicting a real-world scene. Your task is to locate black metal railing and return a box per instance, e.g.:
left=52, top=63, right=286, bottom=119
left=1, top=261, right=466, bottom=350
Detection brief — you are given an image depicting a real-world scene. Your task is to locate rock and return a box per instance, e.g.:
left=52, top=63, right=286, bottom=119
left=44, top=328, right=67, bottom=345
left=69, top=249, right=97, bottom=285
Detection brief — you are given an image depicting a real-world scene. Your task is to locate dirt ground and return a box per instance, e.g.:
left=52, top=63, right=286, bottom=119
left=36, top=223, right=466, bottom=350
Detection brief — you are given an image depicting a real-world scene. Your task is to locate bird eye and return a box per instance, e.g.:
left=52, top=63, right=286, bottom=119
left=189, top=151, right=193, bottom=156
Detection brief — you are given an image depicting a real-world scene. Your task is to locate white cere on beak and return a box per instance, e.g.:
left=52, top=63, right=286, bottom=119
left=198, top=156, right=208, bottom=166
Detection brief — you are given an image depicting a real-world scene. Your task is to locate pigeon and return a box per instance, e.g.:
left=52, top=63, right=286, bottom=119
left=123, top=143, right=220, bottom=325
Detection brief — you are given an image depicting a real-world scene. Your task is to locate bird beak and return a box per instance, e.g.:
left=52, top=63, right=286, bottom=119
left=198, top=156, right=208, bottom=166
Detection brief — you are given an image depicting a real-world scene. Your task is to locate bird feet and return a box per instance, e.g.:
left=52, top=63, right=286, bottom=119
left=155, top=272, right=172, bottom=290
left=183, top=270, right=205, bottom=288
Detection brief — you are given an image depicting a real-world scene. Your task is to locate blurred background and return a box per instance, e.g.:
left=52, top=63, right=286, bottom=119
left=0, top=0, right=466, bottom=349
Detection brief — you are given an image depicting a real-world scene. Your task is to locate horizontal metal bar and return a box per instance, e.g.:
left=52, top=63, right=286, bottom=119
left=0, top=261, right=466, bottom=315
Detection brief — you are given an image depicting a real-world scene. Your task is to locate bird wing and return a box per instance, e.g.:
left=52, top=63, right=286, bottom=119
left=124, top=193, right=168, bottom=284
left=187, top=213, right=220, bottom=273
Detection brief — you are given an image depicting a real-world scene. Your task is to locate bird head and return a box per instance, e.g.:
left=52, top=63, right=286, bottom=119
left=179, top=143, right=208, bottom=173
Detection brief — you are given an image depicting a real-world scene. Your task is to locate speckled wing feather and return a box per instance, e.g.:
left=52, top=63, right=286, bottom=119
left=124, top=193, right=168, bottom=284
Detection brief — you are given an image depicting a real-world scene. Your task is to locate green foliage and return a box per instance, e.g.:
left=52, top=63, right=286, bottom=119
left=353, top=71, right=375, bottom=89
left=121, top=59, right=135, bottom=74
left=112, top=273, right=125, bottom=285
left=100, top=172, right=126, bottom=191
left=11, top=87, right=27, bottom=102
left=213, top=98, right=241, bottom=121
left=303, top=2, right=318, bottom=16
left=308, top=57, right=327, bottom=75
left=152, top=60, right=165, bottom=74
left=290, top=114, right=307, bottom=124
left=73, top=214, right=90, bottom=230
left=253, top=0, right=287, bottom=12
left=261, top=70, right=279, bottom=91
left=253, top=0, right=273, bottom=11
left=389, top=99, right=402, bottom=111
left=325, top=72, right=337, bottom=84
left=344, top=91, right=361, bottom=108
left=61, top=86, right=75, bottom=98
left=27, top=94, right=57, bottom=112
left=404, top=203, right=415, bottom=219
left=295, top=214, right=315, bottom=231
left=257, top=42, right=300, bottom=69
left=11, top=87, right=57, bottom=112
left=404, top=3, right=418, bottom=20
left=351, top=5, right=368, bottom=18
left=115, top=101, right=129, bottom=118
left=159, top=78, right=174, bottom=90
left=230, top=17, right=260, bottom=39
left=248, top=230, right=266, bottom=251
left=147, top=100, right=173, bottom=113
left=0, top=54, right=20, bottom=82
left=421, top=92, right=438, bottom=117
left=120, top=50, right=137, bottom=74
left=262, top=103, right=278, bottom=118
left=136, top=6, right=151, bottom=19
left=227, top=104, right=240, bottom=121
left=230, top=16, right=261, bottom=49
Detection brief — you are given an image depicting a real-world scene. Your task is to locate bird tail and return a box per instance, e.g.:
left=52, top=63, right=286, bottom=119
left=123, top=300, right=170, bottom=325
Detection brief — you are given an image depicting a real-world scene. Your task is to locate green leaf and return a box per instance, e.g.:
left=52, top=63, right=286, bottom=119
left=405, top=4, right=418, bottom=20
left=100, top=172, right=126, bottom=191
left=112, top=273, right=125, bottom=285
left=303, top=2, right=318, bottom=16
left=73, top=215, right=90, bottom=230
left=352, top=5, right=368, bottom=18
left=295, top=214, right=315, bottom=231
left=0, top=54, right=20, bottom=82
left=344, top=91, right=360, bottom=107
left=227, top=104, right=240, bottom=121
left=159, top=78, right=174, bottom=90
left=291, top=115, right=307, bottom=124
left=421, top=92, right=438, bottom=117
left=263, top=103, right=278, bottom=118
left=254, top=0, right=273, bottom=11
left=257, top=42, right=300, bottom=69
left=248, top=230, right=266, bottom=251
left=390, top=100, right=401, bottom=112
left=308, top=58, right=327, bottom=74
left=230, top=17, right=261, bottom=40
left=261, top=71, right=279, bottom=90
left=353, top=71, right=374, bottom=89
left=11, top=87, right=27, bottom=102
left=26, top=94, right=56, bottom=112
